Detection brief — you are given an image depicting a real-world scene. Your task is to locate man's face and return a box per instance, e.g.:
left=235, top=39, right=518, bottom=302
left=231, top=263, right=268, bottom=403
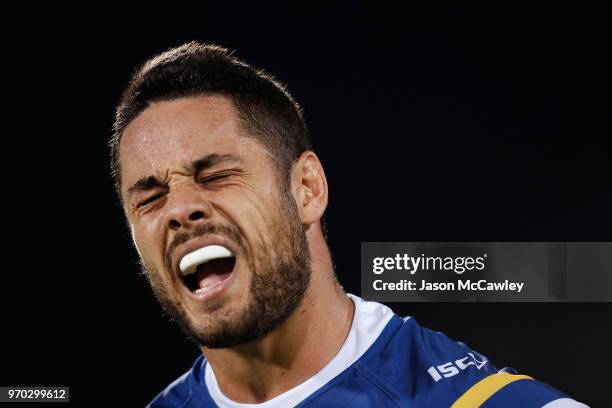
left=119, top=95, right=311, bottom=348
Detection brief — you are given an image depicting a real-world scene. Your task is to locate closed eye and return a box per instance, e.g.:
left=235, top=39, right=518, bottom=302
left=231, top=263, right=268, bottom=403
left=138, top=192, right=165, bottom=207
left=198, top=172, right=234, bottom=184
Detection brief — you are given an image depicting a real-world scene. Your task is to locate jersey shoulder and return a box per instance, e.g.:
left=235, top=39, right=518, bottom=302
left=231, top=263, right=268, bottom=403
left=357, top=315, right=584, bottom=407
left=146, top=355, right=210, bottom=408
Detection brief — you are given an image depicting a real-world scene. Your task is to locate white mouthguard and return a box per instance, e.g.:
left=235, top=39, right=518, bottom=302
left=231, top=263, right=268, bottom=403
left=179, top=245, right=233, bottom=276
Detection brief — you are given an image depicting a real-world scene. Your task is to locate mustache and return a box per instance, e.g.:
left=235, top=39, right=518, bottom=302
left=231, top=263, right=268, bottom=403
left=164, top=223, right=245, bottom=273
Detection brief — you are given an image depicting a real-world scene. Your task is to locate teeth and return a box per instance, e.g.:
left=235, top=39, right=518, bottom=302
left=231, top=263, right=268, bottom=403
left=179, top=245, right=233, bottom=276
left=195, top=286, right=213, bottom=294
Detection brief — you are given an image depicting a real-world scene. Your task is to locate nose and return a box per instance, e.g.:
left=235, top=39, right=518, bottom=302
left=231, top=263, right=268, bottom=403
left=163, top=189, right=213, bottom=231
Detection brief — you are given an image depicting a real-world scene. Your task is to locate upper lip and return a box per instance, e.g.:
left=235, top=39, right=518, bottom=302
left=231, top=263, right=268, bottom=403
left=170, top=235, right=238, bottom=280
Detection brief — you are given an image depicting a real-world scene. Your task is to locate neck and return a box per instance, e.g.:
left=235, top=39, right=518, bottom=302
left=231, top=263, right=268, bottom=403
left=201, top=238, right=354, bottom=404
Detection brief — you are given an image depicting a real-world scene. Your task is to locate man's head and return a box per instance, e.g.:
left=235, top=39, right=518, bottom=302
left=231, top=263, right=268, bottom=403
left=110, top=42, right=310, bottom=194
left=110, top=42, right=329, bottom=349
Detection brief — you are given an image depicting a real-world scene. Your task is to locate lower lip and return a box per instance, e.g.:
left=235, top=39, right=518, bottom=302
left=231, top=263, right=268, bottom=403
left=182, top=267, right=236, bottom=302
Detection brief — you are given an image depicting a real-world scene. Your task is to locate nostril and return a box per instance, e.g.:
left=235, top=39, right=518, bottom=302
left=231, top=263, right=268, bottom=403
left=169, top=219, right=181, bottom=230
left=189, top=211, right=205, bottom=222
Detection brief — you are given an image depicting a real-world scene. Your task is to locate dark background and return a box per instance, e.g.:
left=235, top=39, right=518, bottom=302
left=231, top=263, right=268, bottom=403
left=3, top=2, right=610, bottom=407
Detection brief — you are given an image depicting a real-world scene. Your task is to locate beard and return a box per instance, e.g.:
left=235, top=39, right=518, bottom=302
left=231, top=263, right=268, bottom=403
left=140, top=187, right=312, bottom=349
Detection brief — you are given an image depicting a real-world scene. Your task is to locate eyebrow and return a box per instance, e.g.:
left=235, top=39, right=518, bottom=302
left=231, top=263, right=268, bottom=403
left=191, top=153, right=240, bottom=174
left=126, top=153, right=241, bottom=196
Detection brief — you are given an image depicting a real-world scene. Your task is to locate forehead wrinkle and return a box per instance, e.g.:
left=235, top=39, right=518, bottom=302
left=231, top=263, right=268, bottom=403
left=121, top=95, right=278, bottom=192
left=157, top=113, right=237, bottom=161
left=125, top=122, right=231, bottom=178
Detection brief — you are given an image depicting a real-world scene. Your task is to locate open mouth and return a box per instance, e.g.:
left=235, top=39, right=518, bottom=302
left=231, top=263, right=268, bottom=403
left=179, top=245, right=236, bottom=295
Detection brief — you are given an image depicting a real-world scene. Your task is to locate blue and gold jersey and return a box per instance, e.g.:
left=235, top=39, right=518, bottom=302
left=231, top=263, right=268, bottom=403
left=148, top=298, right=586, bottom=408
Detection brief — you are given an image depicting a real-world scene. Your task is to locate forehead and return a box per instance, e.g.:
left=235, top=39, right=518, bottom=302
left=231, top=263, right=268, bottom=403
left=119, top=95, right=266, bottom=189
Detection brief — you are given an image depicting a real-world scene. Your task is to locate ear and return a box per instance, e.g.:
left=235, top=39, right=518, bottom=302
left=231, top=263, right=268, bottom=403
left=291, top=151, right=328, bottom=225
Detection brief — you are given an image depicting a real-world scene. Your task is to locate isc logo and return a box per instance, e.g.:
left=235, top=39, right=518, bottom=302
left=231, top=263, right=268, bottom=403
left=427, top=353, right=488, bottom=382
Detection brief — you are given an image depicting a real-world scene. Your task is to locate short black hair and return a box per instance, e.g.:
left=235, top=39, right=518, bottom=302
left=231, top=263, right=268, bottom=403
left=109, top=41, right=311, bottom=196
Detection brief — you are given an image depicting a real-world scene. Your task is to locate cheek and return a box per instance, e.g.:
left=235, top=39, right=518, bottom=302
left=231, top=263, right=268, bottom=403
left=225, top=192, right=275, bottom=231
left=131, top=220, right=165, bottom=267
left=247, top=197, right=288, bottom=248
